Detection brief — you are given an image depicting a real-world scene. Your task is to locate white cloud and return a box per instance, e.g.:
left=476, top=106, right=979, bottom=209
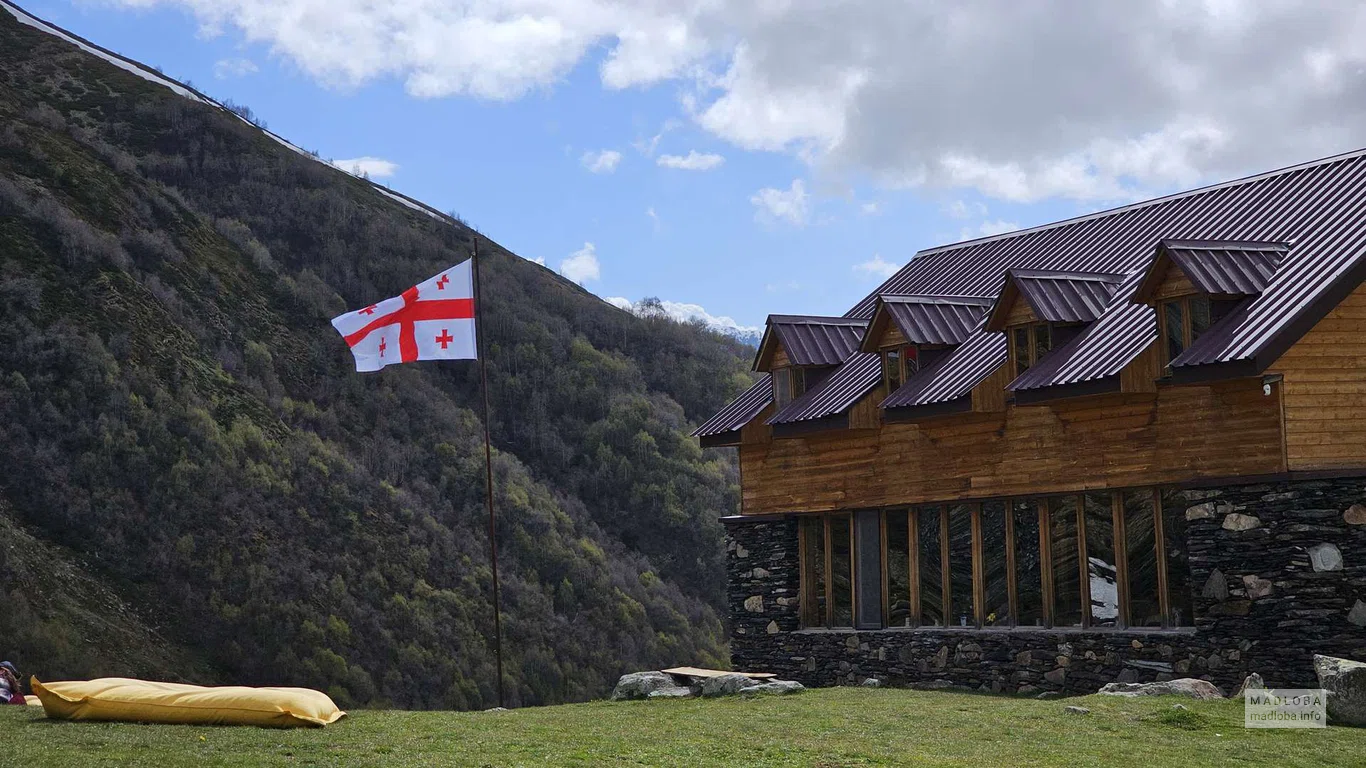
left=609, top=297, right=761, bottom=341
left=959, top=219, right=1020, bottom=242
left=110, top=1, right=1366, bottom=204
left=750, top=179, right=809, bottom=226
left=580, top=149, right=622, bottom=174
left=560, top=242, right=600, bottom=283
left=859, top=201, right=881, bottom=216
left=330, top=156, right=398, bottom=178
left=853, top=254, right=900, bottom=280
left=656, top=150, right=724, bottom=171
left=529, top=255, right=546, bottom=266
left=212, top=57, right=257, bottom=79
left=943, top=200, right=986, bottom=220
left=646, top=206, right=660, bottom=231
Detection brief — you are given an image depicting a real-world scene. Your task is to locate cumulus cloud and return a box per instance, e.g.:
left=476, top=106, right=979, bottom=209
left=853, top=254, right=900, bottom=280
left=580, top=149, right=622, bottom=174
left=560, top=242, right=601, bottom=283
left=115, top=1, right=1366, bottom=203
left=330, top=156, right=398, bottom=178
left=608, top=297, right=762, bottom=340
left=656, top=150, right=724, bottom=170
left=750, top=179, right=809, bottom=226
left=212, top=57, right=257, bottom=79
left=959, top=219, right=1020, bottom=241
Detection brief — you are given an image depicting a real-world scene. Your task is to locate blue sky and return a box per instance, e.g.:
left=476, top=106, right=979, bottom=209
left=17, top=1, right=1366, bottom=335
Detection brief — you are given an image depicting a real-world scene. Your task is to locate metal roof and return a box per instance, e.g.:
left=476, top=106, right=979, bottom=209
left=1156, top=239, right=1288, bottom=297
left=882, top=328, right=1006, bottom=408
left=989, top=270, right=1124, bottom=327
left=767, top=353, right=881, bottom=425
left=691, top=374, right=771, bottom=438
left=880, top=295, right=992, bottom=345
left=701, top=146, right=1366, bottom=433
left=754, top=315, right=867, bottom=369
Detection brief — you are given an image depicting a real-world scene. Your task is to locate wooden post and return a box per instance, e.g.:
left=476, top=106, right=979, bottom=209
left=1039, top=500, right=1054, bottom=628
left=908, top=509, right=921, bottom=627
left=1154, top=490, right=1171, bottom=628
left=1076, top=495, right=1091, bottom=630
left=971, top=504, right=985, bottom=628
left=1112, top=491, right=1130, bottom=629
left=940, top=507, right=951, bottom=627
left=1004, top=500, right=1019, bottom=627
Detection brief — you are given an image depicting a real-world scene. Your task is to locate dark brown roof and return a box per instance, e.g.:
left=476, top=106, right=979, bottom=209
left=691, top=374, right=771, bottom=438
left=986, top=270, right=1124, bottom=330
left=754, top=315, right=866, bottom=369
left=701, top=147, right=1366, bottom=434
left=767, top=353, right=881, bottom=426
left=1132, top=239, right=1288, bottom=303
left=873, top=295, right=992, bottom=347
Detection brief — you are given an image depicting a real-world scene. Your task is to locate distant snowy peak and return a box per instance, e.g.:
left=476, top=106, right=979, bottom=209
left=608, top=298, right=760, bottom=346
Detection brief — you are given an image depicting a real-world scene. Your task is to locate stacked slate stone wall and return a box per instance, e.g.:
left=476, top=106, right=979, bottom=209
left=725, top=477, right=1366, bottom=694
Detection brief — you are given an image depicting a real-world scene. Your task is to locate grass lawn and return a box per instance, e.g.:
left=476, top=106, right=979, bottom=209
left=4, top=688, right=1363, bottom=767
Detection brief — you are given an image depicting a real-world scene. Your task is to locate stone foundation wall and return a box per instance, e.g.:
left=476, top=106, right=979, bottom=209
left=725, top=476, right=1366, bottom=694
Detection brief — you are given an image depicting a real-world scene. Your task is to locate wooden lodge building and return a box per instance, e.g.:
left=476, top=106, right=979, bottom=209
left=695, top=149, right=1366, bottom=693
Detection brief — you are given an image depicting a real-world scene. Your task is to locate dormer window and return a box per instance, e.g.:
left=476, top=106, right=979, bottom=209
left=1157, top=295, right=1240, bottom=370
left=772, top=366, right=808, bottom=408
left=881, top=345, right=918, bottom=392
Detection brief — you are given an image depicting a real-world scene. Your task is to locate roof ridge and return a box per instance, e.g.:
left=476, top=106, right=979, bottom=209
left=1009, top=268, right=1127, bottom=282
left=878, top=293, right=995, bottom=305
left=768, top=314, right=869, bottom=325
left=915, top=146, right=1366, bottom=257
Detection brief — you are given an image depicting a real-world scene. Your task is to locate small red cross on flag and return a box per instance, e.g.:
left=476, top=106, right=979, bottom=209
left=331, top=261, right=477, bottom=372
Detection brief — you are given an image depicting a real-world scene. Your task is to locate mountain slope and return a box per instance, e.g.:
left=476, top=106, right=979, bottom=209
left=0, top=2, right=753, bottom=708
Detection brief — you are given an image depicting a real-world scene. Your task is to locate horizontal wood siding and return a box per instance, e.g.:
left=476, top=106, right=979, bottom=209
left=739, top=378, right=1284, bottom=515
left=1005, top=295, right=1040, bottom=326
left=771, top=345, right=790, bottom=370
left=1270, top=280, right=1366, bottom=470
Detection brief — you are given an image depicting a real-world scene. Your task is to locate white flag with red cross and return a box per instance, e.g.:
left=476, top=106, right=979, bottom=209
left=331, top=261, right=477, bottom=372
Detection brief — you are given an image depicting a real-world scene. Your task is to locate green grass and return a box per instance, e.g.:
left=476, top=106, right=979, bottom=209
left=5, top=688, right=1365, bottom=767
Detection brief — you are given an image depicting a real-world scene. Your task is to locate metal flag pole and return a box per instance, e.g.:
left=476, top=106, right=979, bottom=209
left=470, top=235, right=506, bottom=709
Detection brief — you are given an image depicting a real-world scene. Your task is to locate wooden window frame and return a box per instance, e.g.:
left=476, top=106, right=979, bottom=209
left=880, top=345, right=917, bottom=393
left=1157, top=295, right=1221, bottom=371
left=1006, top=322, right=1057, bottom=375
left=816, top=487, right=1186, bottom=632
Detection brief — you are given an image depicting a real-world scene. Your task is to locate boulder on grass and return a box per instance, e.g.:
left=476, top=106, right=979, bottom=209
left=647, top=686, right=697, bottom=700
left=740, top=680, right=805, bottom=696
left=700, top=673, right=756, bottom=698
left=1234, top=673, right=1266, bottom=697
left=1314, top=654, right=1366, bottom=727
left=1097, top=678, right=1224, bottom=700
left=611, top=671, right=676, bottom=701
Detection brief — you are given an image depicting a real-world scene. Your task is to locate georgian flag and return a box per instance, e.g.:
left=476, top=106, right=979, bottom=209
left=332, top=261, right=477, bottom=372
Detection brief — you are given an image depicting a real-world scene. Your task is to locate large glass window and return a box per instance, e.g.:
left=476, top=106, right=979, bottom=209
left=1012, top=327, right=1031, bottom=376
left=982, top=501, right=1010, bottom=627
left=1163, top=300, right=1185, bottom=366
left=948, top=505, right=976, bottom=627
left=886, top=511, right=912, bottom=627
left=799, top=489, right=1193, bottom=632
left=1013, top=500, right=1044, bottom=627
left=1124, top=489, right=1162, bottom=627
left=1049, top=496, right=1083, bottom=627
left=1161, top=490, right=1192, bottom=628
left=919, top=507, right=944, bottom=627
left=1159, top=296, right=1242, bottom=370
left=830, top=515, right=854, bottom=627
left=798, top=516, right=826, bottom=627
left=882, top=348, right=902, bottom=393
left=1084, top=493, right=1119, bottom=627
left=773, top=368, right=793, bottom=408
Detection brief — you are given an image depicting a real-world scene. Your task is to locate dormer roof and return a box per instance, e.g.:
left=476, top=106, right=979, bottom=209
left=753, top=314, right=866, bottom=371
left=985, top=270, right=1125, bottom=331
left=860, top=295, right=993, bottom=352
left=1132, top=239, right=1289, bottom=304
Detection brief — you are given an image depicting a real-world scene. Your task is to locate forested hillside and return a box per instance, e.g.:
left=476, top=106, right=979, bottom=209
left=0, top=4, right=753, bottom=709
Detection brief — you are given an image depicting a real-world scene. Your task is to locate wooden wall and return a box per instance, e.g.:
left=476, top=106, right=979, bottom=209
left=1270, top=280, right=1366, bottom=470
left=739, top=377, right=1285, bottom=515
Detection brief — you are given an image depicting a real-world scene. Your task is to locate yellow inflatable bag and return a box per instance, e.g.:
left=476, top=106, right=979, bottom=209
left=31, top=678, right=345, bottom=728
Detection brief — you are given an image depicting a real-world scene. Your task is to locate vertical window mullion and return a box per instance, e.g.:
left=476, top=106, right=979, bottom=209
left=1005, top=499, right=1019, bottom=626
left=1154, top=491, right=1171, bottom=629
left=908, top=509, right=921, bottom=627
left=940, top=507, right=951, bottom=629
left=971, top=504, right=986, bottom=627
left=1112, top=492, right=1131, bottom=630
left=880, top=511, right=890, bottom=627
left=823, top=515, right=834, bottom=628
left=1076, top=495, right=1091, bottom=630
left=1039, top=500, right=1054, bottom=627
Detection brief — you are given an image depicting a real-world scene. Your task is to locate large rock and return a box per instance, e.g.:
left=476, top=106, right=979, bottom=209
left=740, top=680, right=805, bottom=696
left=1314, top=654, right=1366, bottom=726
left=647, top=687, right=696, bottom=700
left=611, top=671, right=677, bottom=701
left=1097, top=678, right=1224, bottom=700
left=1308, top=543, right=1343, bottom=573
left=1234, top=673, right=1266, bottom=697
left=1222, top=513, right=1261, bottom=531
left=700, top=673, right=756, bottom=698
